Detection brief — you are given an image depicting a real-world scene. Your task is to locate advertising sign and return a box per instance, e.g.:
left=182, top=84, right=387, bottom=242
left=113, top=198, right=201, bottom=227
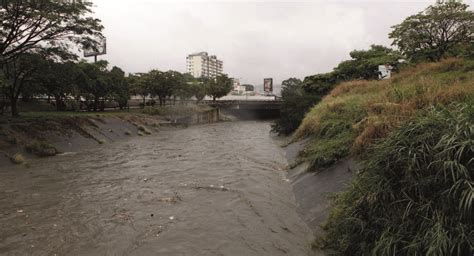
left=263, top=78, right=273, bottom=93
left=84, top=37, right=107, bottom=57
left=378, top=65, right=393, bottom=80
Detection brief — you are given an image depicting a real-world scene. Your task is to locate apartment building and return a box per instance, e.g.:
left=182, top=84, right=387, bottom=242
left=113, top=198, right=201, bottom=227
left=186, top=52, right=223, bottom=79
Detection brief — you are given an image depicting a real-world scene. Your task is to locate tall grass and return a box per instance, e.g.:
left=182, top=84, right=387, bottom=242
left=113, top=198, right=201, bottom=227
left=295, top=58, right=474, bottom=171
left=318, top=104, right=474, bottom=255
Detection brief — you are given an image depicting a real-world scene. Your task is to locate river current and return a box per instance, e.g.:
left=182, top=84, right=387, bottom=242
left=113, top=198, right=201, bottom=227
left=0, top=121, right=314, bottom=255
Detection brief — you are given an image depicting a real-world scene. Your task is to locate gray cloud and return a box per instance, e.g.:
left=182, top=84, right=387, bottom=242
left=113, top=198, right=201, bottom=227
left=92, top=0, right=470, bottom=86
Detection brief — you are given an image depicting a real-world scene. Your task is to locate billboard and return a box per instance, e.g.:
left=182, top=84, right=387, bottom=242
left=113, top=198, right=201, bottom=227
left=84, top=37, right=107, bottom=57
left=263, top=78, right=273, bottom=93
left=378, top=65, right=392, bottom=80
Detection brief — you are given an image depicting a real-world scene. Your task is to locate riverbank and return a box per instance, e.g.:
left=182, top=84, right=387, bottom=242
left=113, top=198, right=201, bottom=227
left=283, top=139, right=356, bottom=239
left=0, top=105, right=218, bottom=167
left=286, top=58, right=474, bottom=254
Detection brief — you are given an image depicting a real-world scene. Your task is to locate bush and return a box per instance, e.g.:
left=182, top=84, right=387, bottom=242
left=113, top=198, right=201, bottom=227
left=137, top=125, right=152, bottom=135
left=25, top=140, right=58, bottom=157
left=9, top=153, right=25, bottom=164
left=319, top=105, right=474, bottom=255
left=272, top=93, right=321, bottom=135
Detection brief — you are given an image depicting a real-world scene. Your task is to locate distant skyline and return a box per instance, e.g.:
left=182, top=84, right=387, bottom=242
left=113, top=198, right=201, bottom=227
left=92, top=0, right=473, bottom=86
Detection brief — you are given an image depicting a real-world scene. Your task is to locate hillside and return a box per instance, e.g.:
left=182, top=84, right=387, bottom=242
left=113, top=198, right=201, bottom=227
left=294, top=58, right=474, bottom=171
left=293, top=58, right=474, bottom=254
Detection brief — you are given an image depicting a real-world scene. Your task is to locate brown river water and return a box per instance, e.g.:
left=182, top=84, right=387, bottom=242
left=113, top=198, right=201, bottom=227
left=0, top=121, right=314, bottom=255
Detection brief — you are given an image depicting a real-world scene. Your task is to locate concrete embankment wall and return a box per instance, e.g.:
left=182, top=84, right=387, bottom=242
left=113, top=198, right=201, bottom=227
left=284, top=140, right=357, bottom=237
left=171, top=108, right=220, bottom=125
left=0, top=108, right=220, bottom=167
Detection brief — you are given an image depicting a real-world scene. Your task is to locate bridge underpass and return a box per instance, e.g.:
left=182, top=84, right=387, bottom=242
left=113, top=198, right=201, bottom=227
left=200, top=99, right=282, bottom=120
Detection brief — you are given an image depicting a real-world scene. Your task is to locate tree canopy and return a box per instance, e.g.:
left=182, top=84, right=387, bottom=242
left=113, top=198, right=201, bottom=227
left=204, top=75, right=233, bottom=101
left=0, top=0, right=103, bottom=65
left=334, top=45, right=403, bottom=81
left=389, top=1, right=474, bottom=62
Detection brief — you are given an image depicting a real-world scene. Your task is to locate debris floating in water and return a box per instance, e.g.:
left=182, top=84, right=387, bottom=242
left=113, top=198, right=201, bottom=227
left=169, top=216, right=175, bottom=220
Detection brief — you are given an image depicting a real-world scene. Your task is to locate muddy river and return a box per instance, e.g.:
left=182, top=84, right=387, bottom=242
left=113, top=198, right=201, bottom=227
left=0, top=121, right=314, bottom=255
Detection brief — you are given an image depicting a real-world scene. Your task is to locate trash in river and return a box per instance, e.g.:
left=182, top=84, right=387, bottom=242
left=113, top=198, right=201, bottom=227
left=17, top=210, right=24, bottom=213
left=169, top=216, right=174, bottom=220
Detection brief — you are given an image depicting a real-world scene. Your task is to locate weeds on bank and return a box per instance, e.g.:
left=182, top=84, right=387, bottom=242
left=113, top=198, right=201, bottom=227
left=25, top=140, right=58, bottom=157
left=295, top=58, right=474, bottom=171
left=318, top=104, right=474, bottom=255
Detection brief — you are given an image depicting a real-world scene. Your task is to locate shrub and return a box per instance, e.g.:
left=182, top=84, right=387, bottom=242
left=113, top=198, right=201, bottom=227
left=25, top=140, right=58, bottom=157
left=272, top=93, right=321, bottom=135
left=319, top=105, right=474, bottom=255
left=137, top=125, right=151, bottom=135
left=9, top=153, right=25, bottom=164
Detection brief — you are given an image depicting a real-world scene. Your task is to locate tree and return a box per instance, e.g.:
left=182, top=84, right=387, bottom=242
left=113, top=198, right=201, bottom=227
left=242, top=84, right=254, bottom=92
left=0, top=1, right=103, bottom=66
left=389, top=1, right=474, bottom=62
left=34, top=60, right=79, bottom=111
left=109, top=66, right=130, bottom=109
left=1, top=53, right=43, bottom=116
left=272, top=77, right=322, bottom=135
left=168, top=72, right=191, bottom=104
left=281, top=78, right=302, bottom=97
left=146, top=70, right=173, bottom=107
left=76, top=60, right=111, bottom=111
left=192, top=83, right=206, bottom=102
left=204, top=75, right=233, bottom=101
left=333, top=45, right=403, bottom=81
left=128, top=73, right=149, bottom=107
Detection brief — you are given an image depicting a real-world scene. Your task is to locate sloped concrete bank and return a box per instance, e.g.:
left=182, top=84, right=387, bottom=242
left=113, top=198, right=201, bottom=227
left=0, top=108, right=220, bottom=167
left=283, top=140, right=358, bottom=238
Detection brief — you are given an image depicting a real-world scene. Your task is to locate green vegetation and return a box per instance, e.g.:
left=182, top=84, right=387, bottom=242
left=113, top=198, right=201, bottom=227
left=390, top=1, right=474, bottom=62
left=0, top=0, right=103, bottom=116
left=296, top=58, right=474, bottom=171
left=0, top=2, right=227, bottom=117
left=291, top=2, right=474, bottom=253
left=274, top=45, right=403, bottom=135
left=272, top=78, right=323, bottom=135
left=25, top=140, right=58, bottom=157
left=202, top=75, right=233, bottom=102
left=319, top=104, right=473, bottom=255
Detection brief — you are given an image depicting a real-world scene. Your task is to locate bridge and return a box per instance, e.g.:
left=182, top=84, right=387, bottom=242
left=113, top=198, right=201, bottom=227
left=199, top=96, right=283, bottom=119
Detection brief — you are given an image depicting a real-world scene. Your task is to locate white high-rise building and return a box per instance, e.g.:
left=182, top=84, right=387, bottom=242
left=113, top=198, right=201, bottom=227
left=186, top=52, right=223, bottom=79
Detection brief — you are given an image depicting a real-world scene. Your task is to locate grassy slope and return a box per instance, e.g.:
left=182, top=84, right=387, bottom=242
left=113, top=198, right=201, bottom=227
left=294, top=58, right=474, bottom=171
left=321, top=104, right=473, bottom=255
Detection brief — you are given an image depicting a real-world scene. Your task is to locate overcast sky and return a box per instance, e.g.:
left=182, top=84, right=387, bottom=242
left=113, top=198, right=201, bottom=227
left=92, top=0, right=473, bottom=86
